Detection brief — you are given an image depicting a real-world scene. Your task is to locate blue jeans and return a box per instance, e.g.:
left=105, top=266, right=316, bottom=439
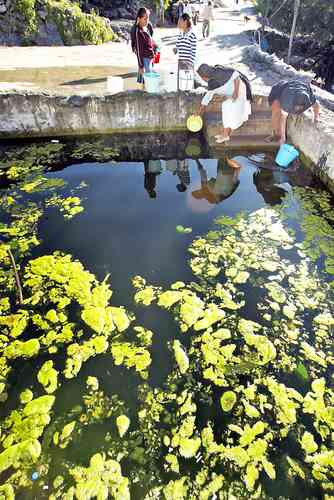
left=137, top=57, right=153, bottom=84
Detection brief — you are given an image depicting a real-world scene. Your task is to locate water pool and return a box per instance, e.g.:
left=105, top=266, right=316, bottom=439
left=0, top=139, right=333, bottom=499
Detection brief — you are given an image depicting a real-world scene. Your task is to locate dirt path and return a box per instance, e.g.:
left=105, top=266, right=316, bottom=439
left=0, top=0, right=265, bottom=94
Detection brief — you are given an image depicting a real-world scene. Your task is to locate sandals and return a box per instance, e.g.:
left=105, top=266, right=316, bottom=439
left=215, top=135, right=230, bottom=143
left=264, top=134, right=280, bottom=143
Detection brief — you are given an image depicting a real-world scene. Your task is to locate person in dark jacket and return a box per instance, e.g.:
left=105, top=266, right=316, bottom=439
left=267, top=80, right=320, bottom=144
left=130, top=7, right=155, bottom=85
left=197, top=64, right=253, bottom=143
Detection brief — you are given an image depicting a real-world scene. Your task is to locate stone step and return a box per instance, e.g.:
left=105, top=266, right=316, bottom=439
left=205, top=109, right=272, bottom=122
left=209, top=134, right=280, bottom=150
left=206, top=119, right=271, bottom=137
left=206, top=96, right=271, bottom=114
left=203, top=93, right=275, bottom=150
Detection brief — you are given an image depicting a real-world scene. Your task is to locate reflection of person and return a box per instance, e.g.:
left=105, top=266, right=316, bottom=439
left=226, top=154, right=289, bottom=206
left=253, top=169, right=288, bottom=205
left=267, top=80, right=320, bottom=144
left=176, top=159, right=190, bottom=192
left=144, top=160, right=162, bottom=198
left=202, top=1, right=214, bottom=38
left=166, top=159, right=191, bottom=192
left=197, top=64, right=252, bottom=143
left=192, top=159, right=240, bottom=204
left=131, top=7, right=155, bottom=86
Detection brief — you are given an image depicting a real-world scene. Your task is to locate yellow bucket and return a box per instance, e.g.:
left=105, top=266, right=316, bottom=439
left=187, top=114, right=203, bottom=133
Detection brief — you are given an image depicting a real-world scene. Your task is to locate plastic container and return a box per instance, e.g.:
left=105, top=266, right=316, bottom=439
left=107, top=76, right=124, bottom=94
left=187, top=115, right=203, bottom=133
left=275, top=143, right=299, bottom=168
left=179, top=69, right=194, bottom=91
left=153, top=50, right=160, bottom=64
left=162, top=71, right=178, bottom=92
left=144, top=72, right=160, bottom=93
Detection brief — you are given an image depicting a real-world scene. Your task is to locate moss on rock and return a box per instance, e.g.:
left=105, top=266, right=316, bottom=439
left=46, top=0, right=115, bottom=45
left=0, top=0, right=116, bottom=46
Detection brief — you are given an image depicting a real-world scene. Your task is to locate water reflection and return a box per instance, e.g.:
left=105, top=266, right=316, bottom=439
left=227, top=153, right=315, bottom=206
left=166, top=160, right=191, bottom=193
left=253, top=169, right=289, bottom=205
left=144, top=160, right=163, bottom=198
left=139, top=152, right=317, bottom=207
left=192, top=159, right=240, bottom=204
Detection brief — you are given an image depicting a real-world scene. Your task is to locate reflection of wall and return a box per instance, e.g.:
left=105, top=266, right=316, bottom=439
left=0, top=133, right=208, bottom=171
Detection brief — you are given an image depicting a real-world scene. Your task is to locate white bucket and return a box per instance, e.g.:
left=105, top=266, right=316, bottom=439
left=179, top=69, right=194, bottom=91
left=107, top=76, right=124, bottom=94
left=144, top=72, right=160, bottom=93
left=162, top=71, right=178, bottom=92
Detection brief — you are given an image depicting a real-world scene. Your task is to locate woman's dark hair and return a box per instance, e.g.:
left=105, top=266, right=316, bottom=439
left=131, top=7, right=149, bottom=51
left=181, top=13, right=192, bottom=28
left=208, top=0, right=212, bottom=5
left=136, top=6, right=149, bottom=22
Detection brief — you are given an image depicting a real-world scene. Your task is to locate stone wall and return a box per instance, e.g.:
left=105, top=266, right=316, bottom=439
left=0, top=87, right=333, bottom=195
left=288, top=114, right=334, bottom=193
left=0, top=90, right=200, bottom=137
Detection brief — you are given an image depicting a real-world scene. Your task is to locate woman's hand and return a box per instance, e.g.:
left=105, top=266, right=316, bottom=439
left=198, top=104, right=206, bottom=115
left=232, top=90, right=239, bottom=101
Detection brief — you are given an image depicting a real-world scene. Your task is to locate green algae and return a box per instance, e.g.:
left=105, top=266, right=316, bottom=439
left=0, top=154, right=334, bottom=498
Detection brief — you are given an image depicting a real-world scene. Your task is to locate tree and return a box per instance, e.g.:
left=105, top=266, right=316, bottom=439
left=287, top=0, right=300, bottom=64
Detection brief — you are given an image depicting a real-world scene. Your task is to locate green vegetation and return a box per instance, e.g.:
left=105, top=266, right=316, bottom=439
left=0, top=143, right=333, bottom=498
left=10, top=0, right=115, bottom=45
left=253, top=0, right=334, bottom=87
left=46, top=0, right=115, bottom=45
left=254, top=0, right=334, bottom=44
left=15, top=0, right=38, bottom=37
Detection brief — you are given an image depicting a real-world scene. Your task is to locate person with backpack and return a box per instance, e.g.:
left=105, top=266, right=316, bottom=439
left=197, top=64, right=253, bottom=143
left=266, top=80, right=320, bottom=144
left=131, top=7, right=155, bottom=86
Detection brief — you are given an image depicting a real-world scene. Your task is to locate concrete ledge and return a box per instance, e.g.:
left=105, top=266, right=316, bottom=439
left=288, top=113, right=334, bottom=193
left=0, top=89, right=201, bottom=138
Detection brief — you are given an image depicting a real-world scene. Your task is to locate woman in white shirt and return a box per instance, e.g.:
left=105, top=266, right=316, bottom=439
left=202, top=1, right=214, bottom=38
left=197, top=64, right=252, bottom=143
left=183, top=1, right=193, bottom=17
left=174, top=14, right=198, bottom=90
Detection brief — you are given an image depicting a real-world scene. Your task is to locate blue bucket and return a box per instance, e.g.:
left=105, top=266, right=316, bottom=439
left=275, top=143, right=299, bottom=168
left=144, top=72, right=160, bottom=93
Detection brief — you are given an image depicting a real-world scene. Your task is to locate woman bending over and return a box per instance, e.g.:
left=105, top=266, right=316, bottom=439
left=197, top=64, right=252, bottom=143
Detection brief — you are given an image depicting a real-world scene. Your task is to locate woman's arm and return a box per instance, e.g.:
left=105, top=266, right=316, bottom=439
left=190, top=33, right=197, bottom=65
left=135, top=27, right=144, bottom=69
left=279, top=110, right=288, bottom=144
left=232, top=77, right=240, bottom=101
left=312, top=101, right=320, bottom=122
left=201, top=89, right=216, bottom=107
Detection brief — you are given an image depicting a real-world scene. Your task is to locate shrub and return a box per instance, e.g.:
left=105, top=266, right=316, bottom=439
left=46, top=0, right=115, bottom=45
